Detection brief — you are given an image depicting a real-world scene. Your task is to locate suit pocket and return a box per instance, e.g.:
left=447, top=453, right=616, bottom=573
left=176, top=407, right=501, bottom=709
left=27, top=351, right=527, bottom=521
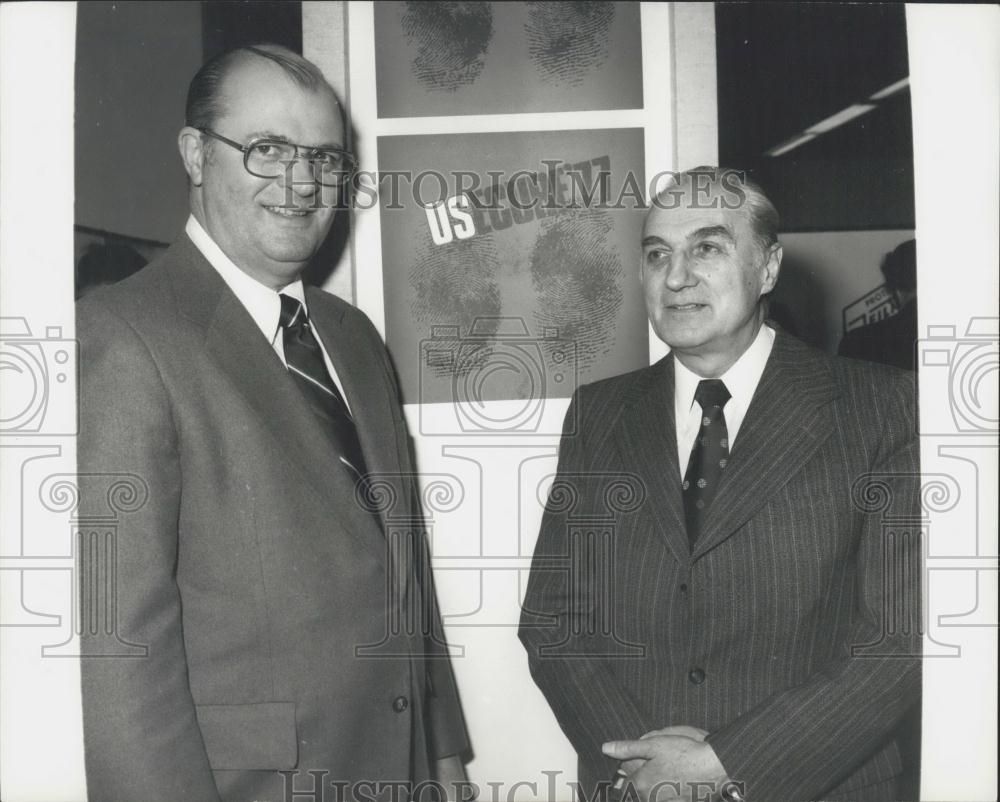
left=195, top=702, right=298, bottom=770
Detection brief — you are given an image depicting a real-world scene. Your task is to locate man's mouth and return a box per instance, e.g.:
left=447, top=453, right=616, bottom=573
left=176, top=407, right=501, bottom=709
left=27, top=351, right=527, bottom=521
left=265, top=205, right=312, bottom=218
left=667, top=303, right=707, bottom=312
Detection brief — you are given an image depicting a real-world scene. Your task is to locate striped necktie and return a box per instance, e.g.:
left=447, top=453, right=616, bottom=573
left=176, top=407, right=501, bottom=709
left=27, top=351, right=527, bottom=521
left=682, top=379, right=732, bottom=548
left=279, top=294, right=370, bottom=484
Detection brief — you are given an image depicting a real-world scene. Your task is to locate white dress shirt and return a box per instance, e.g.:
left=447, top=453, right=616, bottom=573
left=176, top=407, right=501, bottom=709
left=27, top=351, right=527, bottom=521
left=185, top=215, right=350, bottom=407
left=674, top=324, right=775, bottom=477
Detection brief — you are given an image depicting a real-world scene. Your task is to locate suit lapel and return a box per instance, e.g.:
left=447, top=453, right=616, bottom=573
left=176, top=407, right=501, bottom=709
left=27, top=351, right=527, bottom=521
left=617, top=358, right=690, bottom=565
left=165, top=240, right=385, bottom=561
left=692, top=331, right=840, bottom=558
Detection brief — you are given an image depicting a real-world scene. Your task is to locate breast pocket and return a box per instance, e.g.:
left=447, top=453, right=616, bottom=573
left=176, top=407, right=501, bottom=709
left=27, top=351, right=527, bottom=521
left=195, top=702, right=298, bottom=770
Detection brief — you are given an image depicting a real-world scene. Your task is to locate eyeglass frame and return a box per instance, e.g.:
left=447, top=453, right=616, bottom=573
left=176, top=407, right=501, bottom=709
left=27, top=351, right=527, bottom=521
left=196, top=127, right=357, bottom=186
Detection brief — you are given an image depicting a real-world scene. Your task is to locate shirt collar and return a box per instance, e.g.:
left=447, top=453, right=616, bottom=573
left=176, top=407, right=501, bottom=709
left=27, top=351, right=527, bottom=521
left=674, top=323, right=775, bottom=414
left=185, top=215, right=308, bottom=344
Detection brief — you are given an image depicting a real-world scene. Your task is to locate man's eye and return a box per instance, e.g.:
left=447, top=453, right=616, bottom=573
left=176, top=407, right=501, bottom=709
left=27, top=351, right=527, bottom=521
left=314, top=151, right=345, bottom=169
left=251, top=142, right=286, bottom=159
left=645, top=249, right=668, bottom=263
left=695, top=242, right=721, bottom=255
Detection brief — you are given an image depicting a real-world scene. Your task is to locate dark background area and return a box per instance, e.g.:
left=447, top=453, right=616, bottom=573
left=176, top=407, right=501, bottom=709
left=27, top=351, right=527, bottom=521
left=716, top=2, right=913, bottom=231
left=201, top=0, right=301, bottom=59
left=714, top=3, right=917, bottom=357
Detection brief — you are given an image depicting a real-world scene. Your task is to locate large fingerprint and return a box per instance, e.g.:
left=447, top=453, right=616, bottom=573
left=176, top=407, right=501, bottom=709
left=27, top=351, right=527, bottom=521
left=401, top=1, right=494, bottom=92
left=525, top=1, right=615, bottom=87
left=529, top=210, right=623, bottom=370
left=409, top=229, right=503, bottom=379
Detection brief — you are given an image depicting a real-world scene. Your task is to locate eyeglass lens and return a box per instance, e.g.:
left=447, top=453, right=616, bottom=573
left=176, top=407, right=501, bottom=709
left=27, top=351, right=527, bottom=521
left=245, top=141, right=352, bottom=185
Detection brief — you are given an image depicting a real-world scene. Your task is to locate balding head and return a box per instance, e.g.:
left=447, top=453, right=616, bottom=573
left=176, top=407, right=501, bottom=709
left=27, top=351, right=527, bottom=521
left=185, top=44, right=342, bottom=134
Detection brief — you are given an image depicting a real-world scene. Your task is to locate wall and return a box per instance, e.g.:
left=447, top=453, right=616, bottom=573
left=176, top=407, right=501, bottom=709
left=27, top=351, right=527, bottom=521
left=75, top=1, right=203, bottom=244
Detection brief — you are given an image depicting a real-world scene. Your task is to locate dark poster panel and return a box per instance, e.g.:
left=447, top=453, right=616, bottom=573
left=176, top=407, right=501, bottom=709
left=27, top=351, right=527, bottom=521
left=374, top=1, right=643, bottom=118
left=377, top=128, right=648, bottom=408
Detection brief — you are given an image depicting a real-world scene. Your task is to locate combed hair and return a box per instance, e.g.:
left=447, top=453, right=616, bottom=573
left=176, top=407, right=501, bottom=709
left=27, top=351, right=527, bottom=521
left=657, top=166, right=780, bottom=253
left=185, top=43, right=333, bottom=130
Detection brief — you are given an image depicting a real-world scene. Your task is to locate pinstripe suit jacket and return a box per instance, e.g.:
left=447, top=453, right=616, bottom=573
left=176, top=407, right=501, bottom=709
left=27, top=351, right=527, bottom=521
left=519, top=330, right=920, bottom=801
left=77, top=236, right=468, bottom=802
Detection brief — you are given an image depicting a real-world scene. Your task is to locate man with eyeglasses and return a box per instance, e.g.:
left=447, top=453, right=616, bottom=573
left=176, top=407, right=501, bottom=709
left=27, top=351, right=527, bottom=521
left=77, top=44, right=469, bottom=802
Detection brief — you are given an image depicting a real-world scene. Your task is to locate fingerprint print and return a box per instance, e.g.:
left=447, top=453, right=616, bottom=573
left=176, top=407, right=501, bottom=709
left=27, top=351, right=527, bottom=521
left=529, top=210, right=623, bottom=370
left=525, top=1, right=615, bottom=87
left=401, top=1, right=494, bottom=92
left=409, top=230, right=502, bottom=378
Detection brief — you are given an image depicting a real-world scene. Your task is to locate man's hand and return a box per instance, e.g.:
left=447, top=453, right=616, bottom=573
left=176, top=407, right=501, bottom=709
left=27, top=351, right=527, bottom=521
left=603, top=734, right=727, bottom=802
left=614, top=725, right=710, bottom=777
left=433, top=754, right=469, bottom=801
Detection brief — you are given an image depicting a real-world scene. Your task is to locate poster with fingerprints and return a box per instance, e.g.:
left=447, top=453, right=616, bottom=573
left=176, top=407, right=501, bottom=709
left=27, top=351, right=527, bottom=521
left=373, top=1, right=643, bottom=118
left=376, top=128, right=648, bottom=406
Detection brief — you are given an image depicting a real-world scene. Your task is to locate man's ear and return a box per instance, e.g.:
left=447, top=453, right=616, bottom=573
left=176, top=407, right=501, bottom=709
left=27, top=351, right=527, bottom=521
left=760, top=243, right=782, bottom=294
left=178, top=127, right=206, bottom=186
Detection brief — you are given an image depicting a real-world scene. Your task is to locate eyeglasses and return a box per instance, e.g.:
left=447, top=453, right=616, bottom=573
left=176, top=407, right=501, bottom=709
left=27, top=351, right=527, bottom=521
left=197, top=127, right=356, bottom=187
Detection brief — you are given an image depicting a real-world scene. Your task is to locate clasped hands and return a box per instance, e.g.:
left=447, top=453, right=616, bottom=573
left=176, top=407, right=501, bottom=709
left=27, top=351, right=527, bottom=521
left=602, top=725, right=728, bottom=802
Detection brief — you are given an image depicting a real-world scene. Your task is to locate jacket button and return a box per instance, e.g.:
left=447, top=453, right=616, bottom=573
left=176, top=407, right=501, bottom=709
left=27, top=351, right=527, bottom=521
left=679, top=583, right=688, bottom=592
left=392, top=695, right=409, bottom=713
left=688, top=668, right=706, bottom=685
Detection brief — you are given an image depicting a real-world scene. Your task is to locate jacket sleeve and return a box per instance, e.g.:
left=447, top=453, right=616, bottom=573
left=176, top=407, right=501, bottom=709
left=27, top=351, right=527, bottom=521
left=359, top=307, right=470, bottom=761
left=77, top=300, right=221, bottom=802
left=519, top=389, right=656, bottom=783
left=415, top=509, right=471, bottom=761
left=707, top=372, right=921, bottom=800
left=406, top=439, right=470, bottom=761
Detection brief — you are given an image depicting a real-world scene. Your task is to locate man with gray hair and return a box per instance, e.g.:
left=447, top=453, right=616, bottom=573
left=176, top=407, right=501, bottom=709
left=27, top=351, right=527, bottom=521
left=78, top=44, right=468, bottom=802
left=520, top=168, right=920, bottom=801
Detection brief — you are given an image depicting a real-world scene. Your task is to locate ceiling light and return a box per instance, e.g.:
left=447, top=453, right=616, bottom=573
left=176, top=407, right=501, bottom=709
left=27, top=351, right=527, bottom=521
left=765, top=133, right=817, bottom=157
left=805, top=104, right=877, bottom=134
left=869, top=77, right=910, bottom=100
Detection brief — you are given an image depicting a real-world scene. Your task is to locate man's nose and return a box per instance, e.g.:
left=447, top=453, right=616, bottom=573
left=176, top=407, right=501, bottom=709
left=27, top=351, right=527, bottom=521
left=278, top=158, right=320, bottom=198
left=664, top=253, right=696, bottom=291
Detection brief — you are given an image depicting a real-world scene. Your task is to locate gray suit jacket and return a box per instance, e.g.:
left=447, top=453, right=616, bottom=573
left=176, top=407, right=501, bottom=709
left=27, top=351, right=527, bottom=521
left=78, top=236, right=468, bottom=802
left=519, top=331, right=920, bottom=801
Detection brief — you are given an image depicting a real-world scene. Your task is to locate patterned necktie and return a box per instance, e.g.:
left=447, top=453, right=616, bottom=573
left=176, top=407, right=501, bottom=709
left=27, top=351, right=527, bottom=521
left=279, top=295, right=370, bottom=484
left=682, top=379, right=732, bottom=548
